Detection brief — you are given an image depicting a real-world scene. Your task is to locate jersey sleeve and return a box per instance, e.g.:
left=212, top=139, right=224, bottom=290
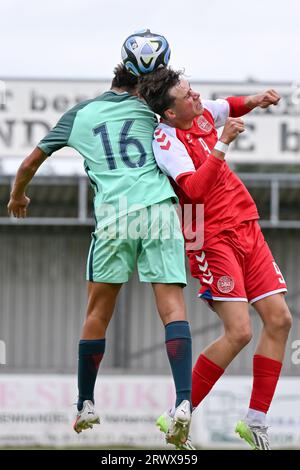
left=37, top=107, right=78, bottom=156
left=203, top=99, right=230, bottom=128
left=226, top=96, right=252, bottom=117
left=153, top=124, right=225, bottom=202
left=152, top=125, right=195, bottom=179
left=177, top=155, right=224, bottom=201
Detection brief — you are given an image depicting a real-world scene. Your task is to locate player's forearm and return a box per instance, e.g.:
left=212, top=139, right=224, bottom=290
left=11, top=164, right=36, bottom=198
left=10, top=147, right=47, bottom=198
left=243, top=94, right=261, bottom=110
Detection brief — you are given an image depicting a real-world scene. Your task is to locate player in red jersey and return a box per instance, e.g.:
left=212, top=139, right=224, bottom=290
left=139, top=68, right=292, bottom=450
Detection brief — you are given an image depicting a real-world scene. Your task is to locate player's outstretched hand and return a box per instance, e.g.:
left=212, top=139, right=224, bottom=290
left=7, top=194, right=31, bottom=218
left=220, top=117, right=245, bottom=145
left=256, top=89, right=281, bottom=108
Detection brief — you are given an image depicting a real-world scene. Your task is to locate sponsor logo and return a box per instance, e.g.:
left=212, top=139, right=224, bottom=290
left=217, top=276, right=235, bottom=293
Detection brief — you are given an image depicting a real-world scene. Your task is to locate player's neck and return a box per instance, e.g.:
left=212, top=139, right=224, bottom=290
left=163, top=117, right=193, bottom=130
left=110, top=86, right=138, bottom=96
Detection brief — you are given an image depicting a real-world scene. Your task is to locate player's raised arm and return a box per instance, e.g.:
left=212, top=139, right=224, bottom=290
left=226, top=89, right=281, bottom=117
left=243, top=89, right=281, bottom=109
left=7, top=147, right=47, bottom=218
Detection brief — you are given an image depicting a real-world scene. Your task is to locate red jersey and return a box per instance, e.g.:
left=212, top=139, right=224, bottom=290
left=153, top=98, right=259, bottom=245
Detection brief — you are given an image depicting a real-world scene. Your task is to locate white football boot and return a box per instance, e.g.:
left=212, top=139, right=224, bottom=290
left=157, top=400, right=194, bottom=449
left=73, top=400, right=100, bottom=434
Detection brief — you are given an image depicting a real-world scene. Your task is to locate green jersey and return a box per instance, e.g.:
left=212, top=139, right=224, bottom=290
left=38, top=90, right=176, bottom=229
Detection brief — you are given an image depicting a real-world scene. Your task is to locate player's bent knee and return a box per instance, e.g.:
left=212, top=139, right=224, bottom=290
left=267, top=307, right=293, bottom=334
left=83, top=310, right=111, bottom=336
left=227, top=327, right=252, bottom=349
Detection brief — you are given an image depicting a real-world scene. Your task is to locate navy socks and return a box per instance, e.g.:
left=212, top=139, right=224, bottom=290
left=165, top=321, right=192, bottom=409
left=77, top=338, right=105, bottom=411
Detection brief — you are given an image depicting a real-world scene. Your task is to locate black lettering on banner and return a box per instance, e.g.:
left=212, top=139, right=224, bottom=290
left=31, top=90, right=90, bottom=112
left=23, top=120, right=51, bottom=146
left=0, top=89, right=13, bottom=112
left=281, top=123, right=300, bottom=152
left=0, top=120, right=15, bottom=147
left=31, top=91, right=47, bottom=111
left=53, top=96, right=70, bottom=112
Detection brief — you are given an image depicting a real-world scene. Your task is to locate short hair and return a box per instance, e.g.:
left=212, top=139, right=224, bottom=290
left=111, top=64, right=138, bottom=91
left=138, top=67, right=182, bottom=118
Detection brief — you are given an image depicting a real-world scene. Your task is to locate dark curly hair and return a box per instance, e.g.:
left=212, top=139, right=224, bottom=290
left=138, top=67, right=182, bottom=118
left=111, top=64, right=138, bottom=91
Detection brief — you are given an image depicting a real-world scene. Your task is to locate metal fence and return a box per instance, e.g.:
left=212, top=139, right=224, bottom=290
left=0, top=223, right=299, bottom=376
left=1, top=172, right=300, bottom=227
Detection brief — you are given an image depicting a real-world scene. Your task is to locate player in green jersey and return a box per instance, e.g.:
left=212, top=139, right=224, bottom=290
left=7, top=61, right=192, bottom=447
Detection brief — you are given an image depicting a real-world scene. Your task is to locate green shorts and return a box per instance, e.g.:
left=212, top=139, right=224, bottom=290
left=86, top=198, right=186, bottom=285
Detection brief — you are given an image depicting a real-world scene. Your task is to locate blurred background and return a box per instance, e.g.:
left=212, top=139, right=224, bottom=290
left=0, top=0, right=300, bottom=450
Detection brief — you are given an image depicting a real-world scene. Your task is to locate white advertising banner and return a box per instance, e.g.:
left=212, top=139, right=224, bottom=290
left=0, top=375, right=173, bottom=448
left=0, top=80, right=108, bottom=158
left=0, top=79, right=299, bottom=165
left=0, top=374, right=299, bottom=449
left=194, top=376, right=300, bottom=449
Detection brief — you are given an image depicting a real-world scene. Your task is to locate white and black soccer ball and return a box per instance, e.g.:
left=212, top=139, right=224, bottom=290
left=121, top=29, right=171, bottom=76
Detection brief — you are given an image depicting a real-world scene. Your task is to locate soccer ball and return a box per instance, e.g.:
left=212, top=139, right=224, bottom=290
left=121, top=29, right=171, bottom=76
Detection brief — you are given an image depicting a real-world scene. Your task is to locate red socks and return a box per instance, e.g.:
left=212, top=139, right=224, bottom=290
left=192, top=354, right=224, bottom=408
left=191, top=353, right=282, bottom=413
left=249, top=354, right=282, bottom=413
